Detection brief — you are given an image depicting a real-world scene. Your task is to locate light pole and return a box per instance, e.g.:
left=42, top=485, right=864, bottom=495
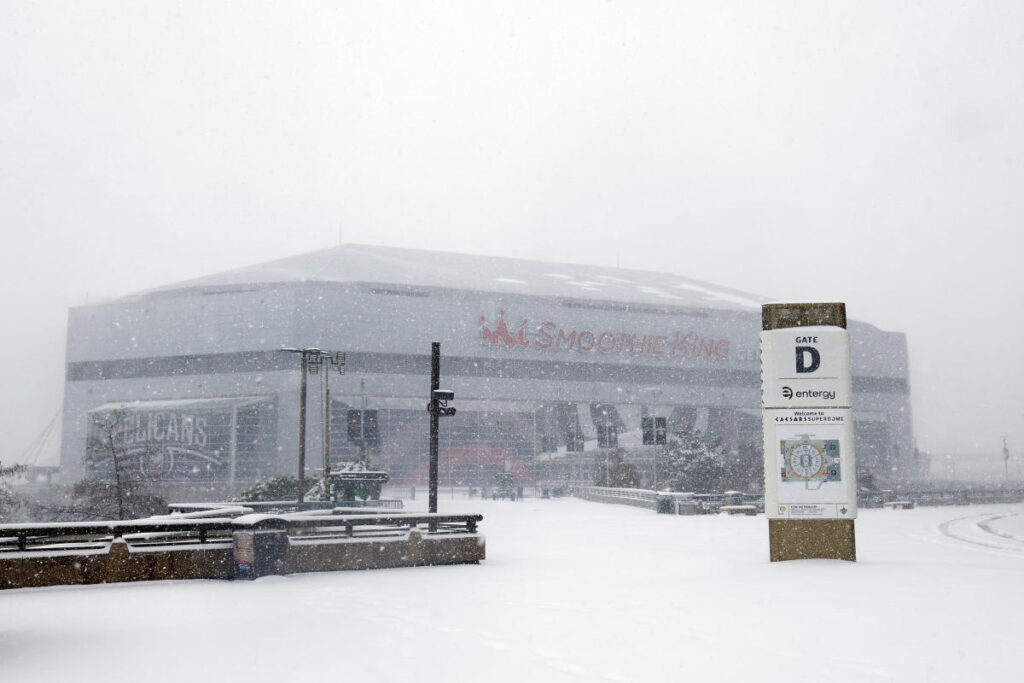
left=279, top=348, right=345, bottom=506
left=322, top=354, right=345, bottom=487
left=1004, top=436, right=1010, bottom=482
left=360, top=377, right=366, bottom=449
left=653, top=444, right=658, bottom=492
left=602, top=408, right=610, bottom=487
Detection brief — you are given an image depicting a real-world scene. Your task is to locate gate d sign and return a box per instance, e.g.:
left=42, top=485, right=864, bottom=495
left=761, top=302, right=857, bottom=563
left=796, top=346, right=820, bottom=373
left=761, top=326, right=851, bottom=409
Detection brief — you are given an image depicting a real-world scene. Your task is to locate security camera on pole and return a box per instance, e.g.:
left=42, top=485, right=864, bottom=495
left=427, top=342, right=456, bottom=515
left=761, top=303, right=857, bottom=562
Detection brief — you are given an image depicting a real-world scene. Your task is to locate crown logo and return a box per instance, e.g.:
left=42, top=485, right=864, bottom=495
left=480, top=310, right=529, bottom=349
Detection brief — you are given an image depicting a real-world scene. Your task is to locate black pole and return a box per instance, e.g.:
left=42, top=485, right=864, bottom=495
left=324, top=381, right=331, bottom=487
left=298, top=352, right=308, bottom=506
left=429, top=342, right=440, bottom=513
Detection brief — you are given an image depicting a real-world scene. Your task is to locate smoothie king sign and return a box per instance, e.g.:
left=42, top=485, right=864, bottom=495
left=479, top=309, right=730, bottom=360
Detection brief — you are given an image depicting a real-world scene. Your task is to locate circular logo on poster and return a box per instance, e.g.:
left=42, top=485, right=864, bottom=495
left=786, top=442, right=825, bottom=479
left=132, top=447, right=176, bottom=481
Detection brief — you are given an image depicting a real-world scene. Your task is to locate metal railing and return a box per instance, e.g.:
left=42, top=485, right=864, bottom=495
left=574, top=485, right=1024, bottom=514
left=859, top=487, right=1024, bottom=508
left=167, top=499, right=404, bottom=515
left=572, top=486, right=664, bottom=504
left=0, top=518, right=239, bottom=552
left=0, top=511, right=481, bottom=555
left=571, top=486, right=764, bottom=513
left=250, top=512, right=481, bottom=538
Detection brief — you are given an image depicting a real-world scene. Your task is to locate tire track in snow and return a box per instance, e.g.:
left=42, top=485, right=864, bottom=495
left=937, top=512, right=1024, bottom=556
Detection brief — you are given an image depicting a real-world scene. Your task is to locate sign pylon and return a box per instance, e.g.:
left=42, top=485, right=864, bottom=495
left=761, top=302, right=857, bottom=562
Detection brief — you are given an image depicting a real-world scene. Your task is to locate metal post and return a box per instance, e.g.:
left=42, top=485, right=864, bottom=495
left=653, top=445, right=658, bottom=492
left=1004, top=436, right=1010, bottom=482
left=228, top=406, right=238, bottom=488
left=324, top=377, right=331, bottom=486
left=429, top=342, right=440, bottom=514
left=360, top=377, right=366, bottom=446
left=298, top=352, right=308, bottom=506
left=603, top=409, right=610, bottom=487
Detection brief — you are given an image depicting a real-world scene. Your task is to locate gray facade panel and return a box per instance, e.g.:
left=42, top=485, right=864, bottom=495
left=61, top=271, right=917, bottom=492
left=67, top=350, right=909, bottom=394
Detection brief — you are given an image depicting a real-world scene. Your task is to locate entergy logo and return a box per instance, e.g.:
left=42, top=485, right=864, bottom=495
left=480, top=310, right=529, bottom=350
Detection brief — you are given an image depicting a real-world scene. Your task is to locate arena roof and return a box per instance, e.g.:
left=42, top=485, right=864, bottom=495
left=135, top=244, right=770, bottom=312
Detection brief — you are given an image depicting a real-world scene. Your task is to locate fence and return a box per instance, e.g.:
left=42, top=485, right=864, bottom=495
left=573, top=485, right=1024, bottom=515
left=573, top=486, right=660, bottom=506
left=571, top=486, right=702, bottom=512
left=0, top=510, right=479, bottom=554
left=0, top=507, right=483, bottom=590
left=859, top=487, right=1024, bottom=508
left=167, top=499, right=404, bottom=515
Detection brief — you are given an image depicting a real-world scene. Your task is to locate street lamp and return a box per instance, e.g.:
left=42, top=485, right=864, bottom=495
left=279, top=347, right=345, bottom=506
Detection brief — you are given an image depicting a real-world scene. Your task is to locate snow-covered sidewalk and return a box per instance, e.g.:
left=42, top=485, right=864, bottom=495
left=3, top=498, right=1023, bottom=682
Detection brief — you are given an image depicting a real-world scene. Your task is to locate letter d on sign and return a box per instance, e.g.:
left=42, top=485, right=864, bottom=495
left=795, top=346, right=820, bottom=373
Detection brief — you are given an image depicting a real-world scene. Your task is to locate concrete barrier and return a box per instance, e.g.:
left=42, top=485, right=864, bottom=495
left=2, top=532, right=485, bottom=590
left=0, top=539, right=234, bottom=590
left=286, top=530, right=485, bottom=574
left=1, top=514, right=486, bottom=590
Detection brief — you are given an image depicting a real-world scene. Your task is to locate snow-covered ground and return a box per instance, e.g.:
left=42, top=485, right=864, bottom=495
left=4, top=497, right=1024, bottom=682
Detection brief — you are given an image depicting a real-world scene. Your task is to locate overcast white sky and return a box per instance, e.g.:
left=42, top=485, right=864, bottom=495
left=2, top=2, right=1022, bottom=467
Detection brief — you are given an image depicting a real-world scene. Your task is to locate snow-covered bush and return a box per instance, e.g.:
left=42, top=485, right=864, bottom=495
left=656, top=432, right=727, bottom=493
left=232, top=474, right=300, bottom=502
left=0, top=461, right=25, bottom=521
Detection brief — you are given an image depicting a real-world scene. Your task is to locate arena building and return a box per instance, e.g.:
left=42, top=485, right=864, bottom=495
left=59, top=244, right=916, bottom=497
